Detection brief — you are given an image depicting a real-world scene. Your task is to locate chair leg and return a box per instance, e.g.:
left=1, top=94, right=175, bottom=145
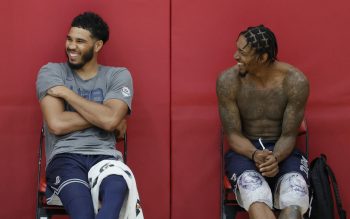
left=223, top=205, right=238, bottom=219
left=36, top=208, right=51, bottom=219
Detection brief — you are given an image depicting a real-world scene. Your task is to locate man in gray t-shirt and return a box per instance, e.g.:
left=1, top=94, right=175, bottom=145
left=37, top=62, right=133, bottom=165
left=36, top=12, right=133, bottom=219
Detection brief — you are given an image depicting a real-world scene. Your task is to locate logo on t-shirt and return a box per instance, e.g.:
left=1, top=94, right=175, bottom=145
left=122, top=87, right=131, bottom=97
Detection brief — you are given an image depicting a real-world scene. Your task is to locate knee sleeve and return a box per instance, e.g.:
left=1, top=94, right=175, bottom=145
left=235, top=170, right=273, bottom=211
left=274, top=172, right=309, bottom=214
left=99, top=175, right=128, bottom=199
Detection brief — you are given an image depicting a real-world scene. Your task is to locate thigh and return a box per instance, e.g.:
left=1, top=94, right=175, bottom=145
left=46, top=153, right=90, bottom=193
left=273, top=150, right=309, bottom=215
left=236, top=170, right=273, bottom=211
left=277, top=149, right=309, bottom=183
left=46, top=153, right=94, bottom=219
left=225, top=150, right=257, bottom=186
left=274, top=172, right=309, bottom=215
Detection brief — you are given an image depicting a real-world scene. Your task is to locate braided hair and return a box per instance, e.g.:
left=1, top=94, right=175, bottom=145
left=239, top=25, right=278, bottom=64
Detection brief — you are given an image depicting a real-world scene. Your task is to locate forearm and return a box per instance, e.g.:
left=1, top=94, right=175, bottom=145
left=273, top=135, right=296, bottom=162
left=227, top=133, right=257, bottom=160
left=47, top=111, right=92, bottom=135
left=62, top=90, right=123, bottom=131
left=40, top=95, right=92, bottom=135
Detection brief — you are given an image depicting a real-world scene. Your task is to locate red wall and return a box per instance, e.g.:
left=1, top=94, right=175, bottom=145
left=1, top=0, right=349, bottom=218
left=171, top=1, right=350, bottom=218
left=0, top=1, right=170, bottom=218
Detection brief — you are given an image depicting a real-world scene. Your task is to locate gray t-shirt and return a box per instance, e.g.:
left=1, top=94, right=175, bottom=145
left=36, top=62, right=133, bottom=165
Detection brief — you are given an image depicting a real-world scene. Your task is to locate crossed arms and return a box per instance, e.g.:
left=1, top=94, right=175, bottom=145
left=40, top=85, right=128, bottom=137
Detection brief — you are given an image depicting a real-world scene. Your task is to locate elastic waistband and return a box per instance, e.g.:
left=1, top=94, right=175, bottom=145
left=250, top=138, right=277, bottom=150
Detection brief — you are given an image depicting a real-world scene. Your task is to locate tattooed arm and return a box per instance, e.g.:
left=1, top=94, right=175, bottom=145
left=261, top=68, right=309, bottom=174
left=216, top=68, right=267, bottom=161
left=274, top=69, right=309, bottom=161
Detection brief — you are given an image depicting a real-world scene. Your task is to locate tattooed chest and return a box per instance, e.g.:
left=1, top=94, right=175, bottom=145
left=237, top=87, right=288, bottom=120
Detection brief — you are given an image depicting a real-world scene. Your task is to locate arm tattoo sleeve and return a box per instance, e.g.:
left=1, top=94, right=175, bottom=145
left=216, top=72, right=242, bottom=135
left=281, top=69, right=310, bottom=137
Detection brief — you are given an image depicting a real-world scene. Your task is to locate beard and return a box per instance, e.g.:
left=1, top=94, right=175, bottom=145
left=237, top=63, right=248, bottom=77
left=66, top=46, right=94, bottom=70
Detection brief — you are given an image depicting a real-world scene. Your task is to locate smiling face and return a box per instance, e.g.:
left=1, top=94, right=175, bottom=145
left=65, top=27, right=97, bottom=70
left=233, top=35, right=260, bottom=74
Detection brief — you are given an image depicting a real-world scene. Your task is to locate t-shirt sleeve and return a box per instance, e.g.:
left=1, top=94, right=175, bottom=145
left=104, top=68, right=133, bottom=112
left=36, top=63, right=65, bottom=101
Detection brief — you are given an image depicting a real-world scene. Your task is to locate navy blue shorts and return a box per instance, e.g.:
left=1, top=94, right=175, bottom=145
left=225, top=139, right=309, bottom=190
left=45, top=153, right=116, bottom=203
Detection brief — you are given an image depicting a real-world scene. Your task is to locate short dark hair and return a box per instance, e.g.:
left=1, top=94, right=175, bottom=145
left=239, top=25, right=278, bottom=64
left=71, top=12, right=109, bottom=43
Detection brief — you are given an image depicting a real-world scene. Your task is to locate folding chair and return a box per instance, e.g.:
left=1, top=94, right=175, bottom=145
left=35, top=128, right=128, bottom=219
left=220, top=118, right=309, bottom=219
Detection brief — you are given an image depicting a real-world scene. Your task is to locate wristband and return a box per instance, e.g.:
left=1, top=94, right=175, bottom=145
left=251, top=149, right=258, bottom=161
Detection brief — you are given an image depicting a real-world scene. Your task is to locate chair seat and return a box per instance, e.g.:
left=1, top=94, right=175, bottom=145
left=224, top=175, right=232, bottom=190
left=39, top=178, right=46, bottom=193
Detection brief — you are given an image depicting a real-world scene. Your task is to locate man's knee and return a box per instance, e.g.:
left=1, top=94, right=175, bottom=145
left=236, top=170, right=273, bottom=211
left=100, top=175, right=128, bottom=197
left=64, top=196, right=95, bottom=219
left=275, top=173, right=309, bottom=215
left=97, top=175, right=128, bottom=219
left=279, top=205, right=302, bottom=219
left=249, top=201, right=272, bottom=211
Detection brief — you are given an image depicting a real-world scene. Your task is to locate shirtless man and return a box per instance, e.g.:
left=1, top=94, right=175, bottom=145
left=216, top=25, right=310, bottom=219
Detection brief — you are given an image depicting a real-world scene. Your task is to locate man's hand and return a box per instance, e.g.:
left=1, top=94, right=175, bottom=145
left=115, top=119, right=127, bottom=139
left=253, top=149, right=273, bottom=165
left=258, top=154, right=279, bottom=177
left=47, top=86, right=71, bottom=99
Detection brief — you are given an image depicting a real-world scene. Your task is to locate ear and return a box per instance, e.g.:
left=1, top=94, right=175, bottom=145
left=256, top=53, right=268, bottom=64
left=94, top=40, right=104, bottom=53
left=259, top=53, right=268, bottom=64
